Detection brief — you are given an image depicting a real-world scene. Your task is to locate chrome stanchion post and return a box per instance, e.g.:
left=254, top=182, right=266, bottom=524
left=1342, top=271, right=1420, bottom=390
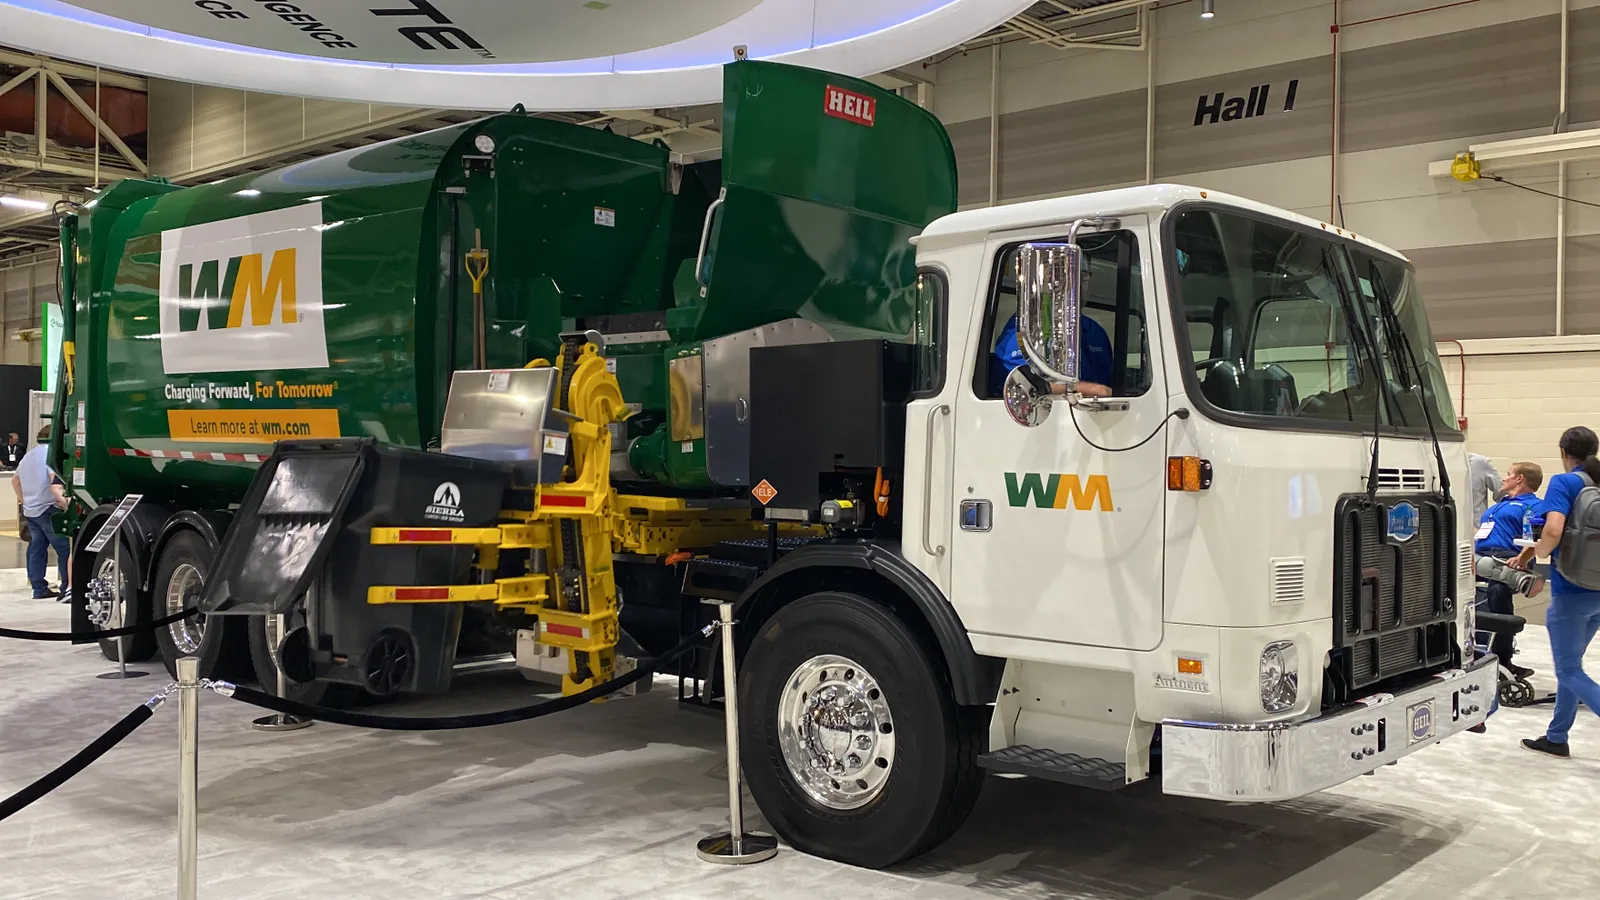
left=696, top=600, right=777, bottom=864
left=252, top=614, right=311, bottom=732
left=177, top=656, right=199, bottom=900
left=97, top=521, right=148, bottom=680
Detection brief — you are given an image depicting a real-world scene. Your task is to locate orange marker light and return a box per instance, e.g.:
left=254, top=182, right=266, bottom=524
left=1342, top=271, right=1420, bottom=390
left=1178, top=657, right=1204, bottom=675
left=1166, top=457, right=1214, bottom=492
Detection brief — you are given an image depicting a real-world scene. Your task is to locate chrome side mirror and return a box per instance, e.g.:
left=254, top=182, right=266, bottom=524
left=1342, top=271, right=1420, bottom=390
left=1016, top=240, right=1084, bottom=391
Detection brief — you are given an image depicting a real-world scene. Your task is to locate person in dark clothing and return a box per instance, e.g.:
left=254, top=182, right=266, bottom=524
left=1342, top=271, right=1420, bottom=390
left=2, top=432, right=24, bottom=469
left=1474, top=460, right=1543, bottom=678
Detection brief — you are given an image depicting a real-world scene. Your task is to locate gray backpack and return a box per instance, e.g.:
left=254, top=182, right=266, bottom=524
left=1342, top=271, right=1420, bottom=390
left=1557, top=472, right=1600, bottom=591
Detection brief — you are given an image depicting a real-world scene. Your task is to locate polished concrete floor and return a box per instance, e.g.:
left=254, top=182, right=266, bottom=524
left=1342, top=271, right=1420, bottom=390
left=4, top=583, right=1600, bottom=899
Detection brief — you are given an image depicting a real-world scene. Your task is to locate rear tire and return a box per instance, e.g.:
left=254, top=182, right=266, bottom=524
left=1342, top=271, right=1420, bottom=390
left=152, top=530, right=244, bottom=680
left=739, top=591, right=984, bottom=869
left=91, top=537, right=158, bottom=663
left=247, top=608, right=361, bottom=708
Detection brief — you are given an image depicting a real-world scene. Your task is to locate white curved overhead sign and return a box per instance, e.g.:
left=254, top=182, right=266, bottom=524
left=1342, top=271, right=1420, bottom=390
left=0, top=0, right=1033, bottom=110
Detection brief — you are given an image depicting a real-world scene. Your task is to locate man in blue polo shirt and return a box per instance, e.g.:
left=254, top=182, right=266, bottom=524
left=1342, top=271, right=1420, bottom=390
left=1475, top=460, right=1543, bottom=678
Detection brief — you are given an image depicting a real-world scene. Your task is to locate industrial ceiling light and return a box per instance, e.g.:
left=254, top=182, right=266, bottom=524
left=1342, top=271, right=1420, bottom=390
left=0, top=196, right=49, bottom=211
left=1200, top=0, right=1215, bottom=19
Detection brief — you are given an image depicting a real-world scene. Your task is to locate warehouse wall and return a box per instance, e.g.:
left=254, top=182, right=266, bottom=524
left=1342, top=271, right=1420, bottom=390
left=930, top=0, right=1599, bottom=339
left=1439, top=343, right=1600, bottom=484
left=146, top=79, right=429, bottom=179
left=0, top=256, right=51, bottom=368
left=927, top=0, right=1600, bottom=462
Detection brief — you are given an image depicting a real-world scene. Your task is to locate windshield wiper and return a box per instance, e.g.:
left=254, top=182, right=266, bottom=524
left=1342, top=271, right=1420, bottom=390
left=1368, top=262, right=1452, bottom=498
left=1321, top=249, right=1386, bottom=503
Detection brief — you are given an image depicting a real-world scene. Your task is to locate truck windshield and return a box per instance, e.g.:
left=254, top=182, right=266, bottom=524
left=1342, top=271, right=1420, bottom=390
left=1169, top=207, right=1457, bottom=434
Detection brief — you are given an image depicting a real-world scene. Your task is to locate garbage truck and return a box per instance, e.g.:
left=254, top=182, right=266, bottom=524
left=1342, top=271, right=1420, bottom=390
left=52, top=59, right=1496, bottom=868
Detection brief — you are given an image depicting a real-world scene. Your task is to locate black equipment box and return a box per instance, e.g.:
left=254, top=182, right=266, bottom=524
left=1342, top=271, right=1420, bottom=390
left=748, top=339, right=912, bottom=514
left=200, top=438, right=509, bottom=695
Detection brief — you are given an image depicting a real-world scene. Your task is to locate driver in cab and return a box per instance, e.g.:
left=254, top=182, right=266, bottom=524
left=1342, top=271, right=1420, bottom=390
left=989, top=265, right=1115, bottom=398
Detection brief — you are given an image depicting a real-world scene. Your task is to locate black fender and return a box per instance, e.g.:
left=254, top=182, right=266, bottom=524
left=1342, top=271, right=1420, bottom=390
left=143, top=510, right=234, bottom=592
left=68, top=500, right=170, bottom=635
left=736, top=541, right=999, bottom=706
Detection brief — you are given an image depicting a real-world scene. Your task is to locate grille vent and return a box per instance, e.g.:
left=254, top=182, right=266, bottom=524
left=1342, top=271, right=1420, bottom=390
left=1270, top=557, right=1307, bottom=604
left=1376, top=467, right=1428, bottom=491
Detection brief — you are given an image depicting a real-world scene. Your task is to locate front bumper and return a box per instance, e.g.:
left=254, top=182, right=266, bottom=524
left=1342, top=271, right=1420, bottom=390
left=1160, top=655, right=1496, bottom=802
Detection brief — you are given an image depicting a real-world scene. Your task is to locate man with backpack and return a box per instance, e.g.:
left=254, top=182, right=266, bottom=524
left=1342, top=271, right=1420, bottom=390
left=1475, top=461, right=1543, bottom=679
left=1512, top=426, right=1600, bottom=758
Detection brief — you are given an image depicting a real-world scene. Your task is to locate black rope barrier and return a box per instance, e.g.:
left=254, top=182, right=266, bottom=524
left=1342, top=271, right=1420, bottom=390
left=216, top=624, right=715, bottom=731
left=0, top=694, right=166, bottom=822
left=0, top=607, right=199, bottom=642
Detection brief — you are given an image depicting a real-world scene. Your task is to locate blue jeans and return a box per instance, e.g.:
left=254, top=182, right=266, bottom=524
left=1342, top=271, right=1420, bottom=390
left=1545, top=589, right=1600, bottom=743
left=25, top=512, right=69, bottom=597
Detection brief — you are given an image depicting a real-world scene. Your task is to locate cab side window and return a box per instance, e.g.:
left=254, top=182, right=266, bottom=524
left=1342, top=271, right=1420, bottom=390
left=971, top=230, right=1151, bottom=400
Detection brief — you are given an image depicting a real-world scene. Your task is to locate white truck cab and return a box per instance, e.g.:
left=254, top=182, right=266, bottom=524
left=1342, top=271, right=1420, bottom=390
left=905, top=184, right=1493, bottom=800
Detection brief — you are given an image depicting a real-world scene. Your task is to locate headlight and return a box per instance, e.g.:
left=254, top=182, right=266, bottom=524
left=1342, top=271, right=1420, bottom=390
left=1260, top=640, right=1299, bottom=713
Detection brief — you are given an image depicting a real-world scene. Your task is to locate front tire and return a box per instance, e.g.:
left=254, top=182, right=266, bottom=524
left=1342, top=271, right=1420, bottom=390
left=739, top=592, right=984, bottom=869
left=152, top=530, right=243, bottom=679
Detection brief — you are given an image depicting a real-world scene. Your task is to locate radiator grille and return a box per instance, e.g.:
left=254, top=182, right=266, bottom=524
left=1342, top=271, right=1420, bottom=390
left=1331, top=494, right=1457, bottom=700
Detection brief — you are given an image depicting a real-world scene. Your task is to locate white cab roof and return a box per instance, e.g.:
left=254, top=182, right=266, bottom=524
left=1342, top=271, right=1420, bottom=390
left=916, top=184, right=1410, bottom=263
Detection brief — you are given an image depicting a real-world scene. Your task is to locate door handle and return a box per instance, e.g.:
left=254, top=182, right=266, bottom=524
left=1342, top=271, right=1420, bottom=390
left=922, top=403, right=950, bottom=558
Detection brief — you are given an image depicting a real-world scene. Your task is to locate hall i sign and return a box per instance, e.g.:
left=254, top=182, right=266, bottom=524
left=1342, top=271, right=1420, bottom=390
left=1192, top=79, right=1301, bottom=126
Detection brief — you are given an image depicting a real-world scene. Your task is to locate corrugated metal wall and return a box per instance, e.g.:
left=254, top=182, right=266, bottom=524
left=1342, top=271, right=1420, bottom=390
left=146, top=80, right=428, bottom=180
left=930, top=0, right=1598, bottom=342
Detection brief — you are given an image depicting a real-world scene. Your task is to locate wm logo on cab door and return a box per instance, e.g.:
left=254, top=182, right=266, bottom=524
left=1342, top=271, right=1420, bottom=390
left=159, top=202, right=329, bottom=375
left=1005, top=473, right=1113, bottom=511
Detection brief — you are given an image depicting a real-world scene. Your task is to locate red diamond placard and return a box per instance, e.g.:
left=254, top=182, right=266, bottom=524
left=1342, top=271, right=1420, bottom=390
left=752, top=479, right=778, bottom=506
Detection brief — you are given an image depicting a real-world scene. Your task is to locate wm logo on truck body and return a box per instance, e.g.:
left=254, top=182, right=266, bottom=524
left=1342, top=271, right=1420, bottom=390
left=1005, top=473, right=1113, bottom=511
left=176, top=249, right=297, bottom=332
left=159, top=203, right=329, bottom=376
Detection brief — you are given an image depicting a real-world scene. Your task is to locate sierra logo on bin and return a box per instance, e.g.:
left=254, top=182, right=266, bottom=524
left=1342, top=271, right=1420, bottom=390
left=1005, top=472, right=1114, bottom=512
left=824, top=85, right=876, bottom=127
left=158, top=203, right=330, bottom=375
left=425, top=481, right=466, bottom=523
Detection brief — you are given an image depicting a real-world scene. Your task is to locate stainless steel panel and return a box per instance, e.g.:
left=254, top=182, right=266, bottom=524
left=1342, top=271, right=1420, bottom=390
left=703, top=319, right=831, bottom=486
left=668, top=354, right=705, bottom=442
left=441, top=368, right=567, bottom=482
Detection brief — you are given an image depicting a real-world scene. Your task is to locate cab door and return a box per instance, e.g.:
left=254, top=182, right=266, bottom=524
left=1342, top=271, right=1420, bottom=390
left=947, top=219, right=1168, bottom=651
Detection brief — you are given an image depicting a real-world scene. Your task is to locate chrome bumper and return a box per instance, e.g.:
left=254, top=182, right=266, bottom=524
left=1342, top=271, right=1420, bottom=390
left=1160, top=656, right=1497, bottom=802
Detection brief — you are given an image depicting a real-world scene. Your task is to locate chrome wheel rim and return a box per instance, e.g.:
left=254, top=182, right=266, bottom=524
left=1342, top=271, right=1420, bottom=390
left=87, top=556, right=123, bottom=629
left=776, top=654, right=896, bottom=811
left=165, top=562, right=206, bottom=654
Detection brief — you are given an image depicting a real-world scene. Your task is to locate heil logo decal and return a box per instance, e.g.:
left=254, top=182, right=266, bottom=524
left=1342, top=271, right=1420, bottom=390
left=1005, top=473, right=1114, bottom=512
left=159, top=203, right=330, bottom=375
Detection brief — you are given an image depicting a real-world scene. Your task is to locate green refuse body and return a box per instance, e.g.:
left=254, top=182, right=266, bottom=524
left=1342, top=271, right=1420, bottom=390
left=50, top=60, right=957, bottom=512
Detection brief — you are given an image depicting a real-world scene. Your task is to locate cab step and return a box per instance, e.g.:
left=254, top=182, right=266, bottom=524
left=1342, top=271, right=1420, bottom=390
left=977, top=746, right=1128, bottom=791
